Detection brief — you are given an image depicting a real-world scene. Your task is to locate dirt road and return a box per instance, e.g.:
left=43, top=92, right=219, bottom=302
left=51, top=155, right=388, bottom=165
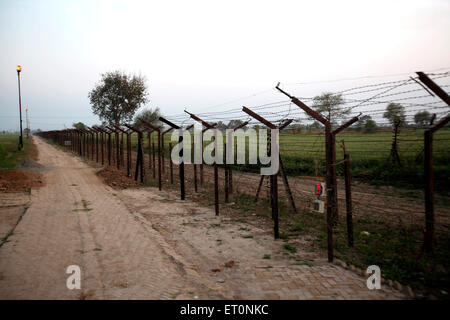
left=0, top=137, right=406, bottom=299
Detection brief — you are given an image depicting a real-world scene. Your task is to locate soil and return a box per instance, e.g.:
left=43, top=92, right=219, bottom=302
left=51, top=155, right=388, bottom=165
left=96, top=165, right=140, bottom=189
left=0, top=169, right=44, bottom=192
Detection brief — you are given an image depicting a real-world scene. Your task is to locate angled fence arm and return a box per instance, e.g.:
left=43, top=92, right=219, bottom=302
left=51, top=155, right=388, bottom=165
left=417, top=72, right=450, bottom=106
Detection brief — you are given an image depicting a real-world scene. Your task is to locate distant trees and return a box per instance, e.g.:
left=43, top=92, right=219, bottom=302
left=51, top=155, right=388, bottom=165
left=414, top=110, right=432, bottom=126
left=215, top=121, right=227, bottom=130
left=355, top=115, right=372, bottom=131
left=227, top=119, right=247, bottom=130
left=383, top=103, right=406, bottom=127
left=289, top=121, right=302, bottom=134
left=72, top=122, right=86, bottom=130
left=355, top=115, right=377, bottom=133
left=364, top=119, right=377, bottom=133
left=88, top=71, right=148, bottom=126
left=133, top=107, right=161, bottom=130
left=311, top=92, right=350, bottom=127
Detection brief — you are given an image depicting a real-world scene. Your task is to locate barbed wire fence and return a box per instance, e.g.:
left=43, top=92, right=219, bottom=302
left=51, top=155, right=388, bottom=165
left=36, top=70, right=450, bottom=264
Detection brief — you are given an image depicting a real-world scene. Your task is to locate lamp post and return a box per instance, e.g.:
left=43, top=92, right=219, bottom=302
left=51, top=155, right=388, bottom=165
left=16, top=65, right=23, bottom=150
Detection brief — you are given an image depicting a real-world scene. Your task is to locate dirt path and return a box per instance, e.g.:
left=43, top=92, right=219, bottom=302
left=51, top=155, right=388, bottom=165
left=0, top=137, right=406, bottom=299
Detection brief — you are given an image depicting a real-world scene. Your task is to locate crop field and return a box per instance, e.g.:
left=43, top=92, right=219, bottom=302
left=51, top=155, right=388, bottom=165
left=127, top=128, right=450, bottom=192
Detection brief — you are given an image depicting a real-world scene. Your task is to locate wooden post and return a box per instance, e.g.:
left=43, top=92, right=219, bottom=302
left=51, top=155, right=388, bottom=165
left=152, top=142, right=156, bottom=178
left=139, top=132, right=144, bottom=183
left=124, top=124, right=145, bottom=183
left=169, top=142, right=174, bottom=184
left=101, top=131, right=104, bottom=165
left=157, top=130, right=162, bottom=190
left=148, top=132, right=152, bottom=170
left=416, top=71, right=450, bottom=254
left=116, top=131, right=120, bottom=168
left=120, top=132, right=124, bottom=167
left=127, top=132, right=131, bottom=177
left=180, top=131, right=185, bottom=200
left=325, top=124, right=334, bottom=262
left=200, top=130, right=204, bottom=186
left=159, top=117, right=184, bottom=200
left=192, top=139, right=198, bottom=193
left=107, top=132, right=111, bottom=166
left=224, top=142, right=229, bottom=203
left=140, top=120, right=163, bottom=190
left=96, top=131, right=99, bottom=162
left=185, top=111, right=219, bottom=211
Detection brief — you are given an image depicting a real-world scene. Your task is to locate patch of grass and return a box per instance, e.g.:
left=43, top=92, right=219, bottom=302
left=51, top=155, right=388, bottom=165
left=263, top=254, right=271, bottom=259
left=283, top=244, right=297, bottom=253
left=81, top=199, right=92, bottom=211
left=93, top=248, right=102, bottom=251
left=279, top=232, right=289, bottom=240
left=290, top=223, right=304, bottom=233
left=242, top=235, right=253, bottom=239
left=0, top=134, right=38, bottom=169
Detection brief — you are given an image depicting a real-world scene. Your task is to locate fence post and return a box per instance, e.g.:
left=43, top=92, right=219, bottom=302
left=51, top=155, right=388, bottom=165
left=158, top=130, right=161, bottom=190
left=147, top=131, right=155, bottom=170
left=325, top=124, right=334, bottom=262
left=185, top=111, right=220, bottom=214
left=169, top=142, right=174, bottom=184
left=276, top=85, right=333, bottom=260
left=224, top=142, right=229, bottom=202
left=141, top=120, right=163, bottom=191
left=159, top=117, right=185, bottom=200
left=424, top=130, right=433, bottom=252
left=124, top=124, right=144, bottom=183
left=100, top=130, right=104, bottom=165
left=242, top=106, right=281, bottom=239
left=192, top=139, right=198, bottom=193
left=416, top=71, right=450, bottom=254
left=162, top=127, right=173, bottom=176
left=127, top=130, right=131, bottom=177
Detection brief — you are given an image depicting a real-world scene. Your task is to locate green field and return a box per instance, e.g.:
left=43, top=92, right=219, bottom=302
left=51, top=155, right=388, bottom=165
left=126, top=128, right=450, bottom=191
left=0, top=134, right=36, bottom=169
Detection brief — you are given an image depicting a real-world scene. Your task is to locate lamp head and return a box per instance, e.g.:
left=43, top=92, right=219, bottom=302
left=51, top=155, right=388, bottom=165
left=17, top=65, right=22, bottom=73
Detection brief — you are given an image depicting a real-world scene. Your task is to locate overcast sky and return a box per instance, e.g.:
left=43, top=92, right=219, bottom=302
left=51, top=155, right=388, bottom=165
left=1, top=0, right=449, bottom=131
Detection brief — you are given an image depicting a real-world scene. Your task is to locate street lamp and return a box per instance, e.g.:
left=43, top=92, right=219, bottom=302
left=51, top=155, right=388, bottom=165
left=16, top=65, right=23, bottom=150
